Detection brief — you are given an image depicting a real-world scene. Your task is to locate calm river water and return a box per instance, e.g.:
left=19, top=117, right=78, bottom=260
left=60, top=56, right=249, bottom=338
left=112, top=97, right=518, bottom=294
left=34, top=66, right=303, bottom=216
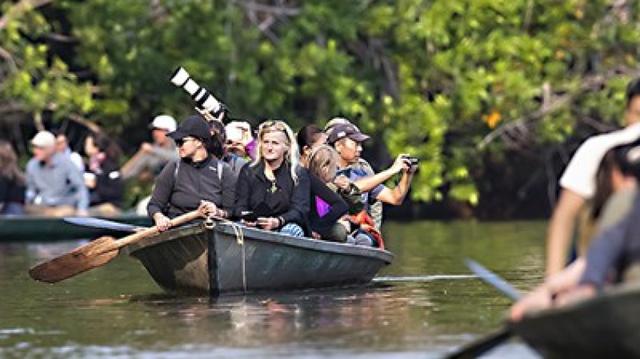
left=0, top=221, right=546, bottom=358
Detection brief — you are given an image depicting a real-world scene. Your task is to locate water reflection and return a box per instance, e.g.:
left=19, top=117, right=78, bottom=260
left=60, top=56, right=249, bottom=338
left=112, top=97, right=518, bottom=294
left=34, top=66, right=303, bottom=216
left=0, top=220, right=545, bottom=358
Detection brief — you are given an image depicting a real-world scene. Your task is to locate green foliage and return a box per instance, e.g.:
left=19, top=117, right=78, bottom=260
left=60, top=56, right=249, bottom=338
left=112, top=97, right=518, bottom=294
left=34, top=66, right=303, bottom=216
left=3, top=0, right=640, bottom=208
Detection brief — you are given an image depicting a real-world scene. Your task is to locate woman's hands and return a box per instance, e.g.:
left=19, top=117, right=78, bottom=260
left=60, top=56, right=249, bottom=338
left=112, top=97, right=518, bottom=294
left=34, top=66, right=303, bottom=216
left=257, top=217, right=281, bottom=230
left=153, top=213, right=172, bottom=232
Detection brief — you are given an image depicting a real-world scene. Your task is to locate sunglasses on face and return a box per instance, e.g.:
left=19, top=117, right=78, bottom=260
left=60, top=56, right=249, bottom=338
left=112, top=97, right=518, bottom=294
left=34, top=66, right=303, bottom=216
left=175, top=137, right=198, bottom=147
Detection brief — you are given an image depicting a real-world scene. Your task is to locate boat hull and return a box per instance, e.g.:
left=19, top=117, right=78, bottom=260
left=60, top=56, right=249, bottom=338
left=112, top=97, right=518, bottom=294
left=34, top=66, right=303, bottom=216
left=512, top=283, right=640, bottom=358
left=0, top=215, right=150, bottom=242
left=126, top=222, right=393, bottom=296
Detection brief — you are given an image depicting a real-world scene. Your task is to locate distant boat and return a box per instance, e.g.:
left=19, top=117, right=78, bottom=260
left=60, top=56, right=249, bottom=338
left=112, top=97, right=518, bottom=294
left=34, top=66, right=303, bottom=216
left=124, top=221, right=393, bottom=296
left=0, top=214, right=150, bottom=242
left=512, top=282, right=640, bottom=357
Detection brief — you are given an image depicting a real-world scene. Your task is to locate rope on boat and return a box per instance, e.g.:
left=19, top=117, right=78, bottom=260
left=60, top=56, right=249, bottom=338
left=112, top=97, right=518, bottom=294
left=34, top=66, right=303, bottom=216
left=205, top=215, right=248, bottom=293
left=229, top=221, right=247, bottom=293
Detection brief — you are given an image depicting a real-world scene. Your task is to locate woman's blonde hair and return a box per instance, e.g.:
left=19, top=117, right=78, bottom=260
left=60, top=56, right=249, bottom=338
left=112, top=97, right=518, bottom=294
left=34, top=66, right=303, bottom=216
left=253, top=120, right=301, bottom=183
left=308, top=144, right=338, bottom=182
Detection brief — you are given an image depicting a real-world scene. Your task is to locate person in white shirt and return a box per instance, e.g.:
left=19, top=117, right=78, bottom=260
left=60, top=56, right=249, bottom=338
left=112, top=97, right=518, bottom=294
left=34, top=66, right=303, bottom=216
left=546, top=78, right=640, bottom=276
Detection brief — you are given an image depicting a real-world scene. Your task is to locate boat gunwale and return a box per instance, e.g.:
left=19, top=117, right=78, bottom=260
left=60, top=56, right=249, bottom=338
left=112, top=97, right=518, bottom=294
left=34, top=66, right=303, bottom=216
left=124, top=221, right=394, bottom=264
left=512, top=281, right=640, bottom=326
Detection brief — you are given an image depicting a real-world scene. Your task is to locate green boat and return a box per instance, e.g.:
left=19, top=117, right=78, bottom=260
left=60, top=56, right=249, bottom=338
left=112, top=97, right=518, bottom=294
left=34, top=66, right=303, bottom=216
left=0, top=214, right=151, bottom=242
left=512, top=282, right=640, bottom=358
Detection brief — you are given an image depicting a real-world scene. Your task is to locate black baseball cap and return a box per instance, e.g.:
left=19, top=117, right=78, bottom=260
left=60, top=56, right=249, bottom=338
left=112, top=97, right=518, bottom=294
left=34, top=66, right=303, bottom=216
left=168, top=115, right=211, bottom=141
left=327, top=123, right=370, bottom=144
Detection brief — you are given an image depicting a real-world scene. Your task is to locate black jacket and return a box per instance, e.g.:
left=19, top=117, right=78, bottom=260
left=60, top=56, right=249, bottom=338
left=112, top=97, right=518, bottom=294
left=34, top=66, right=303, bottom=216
left=308, top=173, right=348, bottom=233
left=234, top=161, right=310, bottom=228
left=89, top=157, right=124, bottom=207
left=148, top=155, right=236, bottom=219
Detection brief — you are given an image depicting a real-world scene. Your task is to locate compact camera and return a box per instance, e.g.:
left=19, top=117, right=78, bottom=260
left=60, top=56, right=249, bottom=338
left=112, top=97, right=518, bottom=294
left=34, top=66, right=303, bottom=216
left=170, top=67, right=226, bottom=120
left=401, top=155, right=420, bottom=166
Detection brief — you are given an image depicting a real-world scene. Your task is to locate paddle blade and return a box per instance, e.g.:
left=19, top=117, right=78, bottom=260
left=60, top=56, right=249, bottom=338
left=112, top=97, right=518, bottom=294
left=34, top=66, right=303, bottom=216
left=29, top=236, right=119, bottom=283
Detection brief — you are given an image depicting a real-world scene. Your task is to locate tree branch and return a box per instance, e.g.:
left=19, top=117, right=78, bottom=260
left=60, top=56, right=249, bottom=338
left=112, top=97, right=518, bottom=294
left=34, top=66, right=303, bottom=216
left=0, top=0, right=53, bottom=31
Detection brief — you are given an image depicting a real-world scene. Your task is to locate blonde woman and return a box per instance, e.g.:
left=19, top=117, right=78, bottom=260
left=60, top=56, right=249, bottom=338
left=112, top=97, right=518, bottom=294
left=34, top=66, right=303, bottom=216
left=235, top=120, right=310, bottom=237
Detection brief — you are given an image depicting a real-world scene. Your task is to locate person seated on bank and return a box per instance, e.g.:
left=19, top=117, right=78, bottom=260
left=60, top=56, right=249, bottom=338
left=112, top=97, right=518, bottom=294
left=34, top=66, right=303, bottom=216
left=235, top=120, right=310, bottom=237
left=25, top=131, right=89, bottom=216
left=121, top=114, right=179, bottom=181
left=0, top=140, right=26, bottom=215
left=83, top=132, right=125, bottom=216
left=325, top=117, right=384, bottom=230
left=510, top=141, right=640, bottom=321
left=53, top=130, right=84, bottom=172
left=148, top=115, right=236, bottom=232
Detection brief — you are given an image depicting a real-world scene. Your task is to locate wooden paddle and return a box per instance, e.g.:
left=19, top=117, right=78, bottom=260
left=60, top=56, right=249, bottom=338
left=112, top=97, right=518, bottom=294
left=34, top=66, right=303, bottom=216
left=444, top=259, right=522, bottom=359
left=29, top=210, right=202, bottom=283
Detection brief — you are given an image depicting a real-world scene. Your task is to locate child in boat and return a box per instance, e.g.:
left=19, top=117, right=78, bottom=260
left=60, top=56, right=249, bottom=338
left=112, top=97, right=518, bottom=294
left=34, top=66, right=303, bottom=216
left=304, top=144, right=349, bottom=242
left=510, top=140, right=640, bottom=321
left=234, top=120, right=310, bottom=237
left=148, top=115, right=236, bottom=231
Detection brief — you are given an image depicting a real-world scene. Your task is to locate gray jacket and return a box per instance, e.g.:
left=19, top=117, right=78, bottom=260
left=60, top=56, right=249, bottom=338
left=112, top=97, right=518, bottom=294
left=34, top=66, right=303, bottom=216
left=25, top=153, right=89, bottom=210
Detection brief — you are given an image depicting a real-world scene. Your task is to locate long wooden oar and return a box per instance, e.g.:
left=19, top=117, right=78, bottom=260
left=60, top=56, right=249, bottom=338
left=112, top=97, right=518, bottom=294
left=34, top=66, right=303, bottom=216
left=29, top=210, right=201, bottom=283
left=445, top=259, right=522, bottom=359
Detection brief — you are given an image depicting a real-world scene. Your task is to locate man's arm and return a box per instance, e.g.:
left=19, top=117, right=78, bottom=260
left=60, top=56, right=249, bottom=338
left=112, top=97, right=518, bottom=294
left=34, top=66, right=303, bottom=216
left=545, top=189, right=586, bottom=276
left=353, top=155, right=406, bottom=192
left=373, top=171, right=414, bottom=206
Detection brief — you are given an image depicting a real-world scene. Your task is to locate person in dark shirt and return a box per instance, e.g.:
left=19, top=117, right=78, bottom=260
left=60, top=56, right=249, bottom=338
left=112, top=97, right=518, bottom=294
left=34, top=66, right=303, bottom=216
left=148, top=115, right=235, bottom=231
left=305, top=145, right=349, bottom=242
left=235, top=120, right=310, bottom=237
left=0, top=140, right=25, bottom=215
left=83, top=132, right=124, bottom=215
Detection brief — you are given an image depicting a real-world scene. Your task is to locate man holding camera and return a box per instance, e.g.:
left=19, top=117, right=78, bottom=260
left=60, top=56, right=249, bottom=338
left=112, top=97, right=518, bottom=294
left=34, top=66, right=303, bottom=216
left=328, top=122, right=417, bottom=228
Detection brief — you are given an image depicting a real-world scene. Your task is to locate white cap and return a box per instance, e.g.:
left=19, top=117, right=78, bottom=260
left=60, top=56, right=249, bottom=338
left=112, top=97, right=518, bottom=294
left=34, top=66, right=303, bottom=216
left=150, top=115, right=177, bottom=132
left=225, top=121, right=253, bottom=146
left=31, top=131, right=56, bottom=148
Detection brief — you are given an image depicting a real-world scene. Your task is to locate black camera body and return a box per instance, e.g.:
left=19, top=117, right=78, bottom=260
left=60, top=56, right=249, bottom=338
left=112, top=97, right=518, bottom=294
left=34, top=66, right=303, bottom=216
left=401, top=155, right=420, bottom=166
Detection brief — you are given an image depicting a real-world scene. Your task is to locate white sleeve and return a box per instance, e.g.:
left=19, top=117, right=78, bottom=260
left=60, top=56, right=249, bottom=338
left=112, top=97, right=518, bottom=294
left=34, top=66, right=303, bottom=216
left=559, top=138, right=602, bottom=199
left=559, top=123, right=640, bottom=199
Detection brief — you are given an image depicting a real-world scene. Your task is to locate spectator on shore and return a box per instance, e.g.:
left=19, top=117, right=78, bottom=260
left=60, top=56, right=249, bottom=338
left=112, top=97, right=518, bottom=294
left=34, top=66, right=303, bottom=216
left=121, top=114, right=178, bottom=181
left=53, top=130, right=84, bottom=172
left=84, top=132, right=124, bottom=216
left=0, top=140, right=25, bottom=215
left=25, top=131, right=89, bottom=216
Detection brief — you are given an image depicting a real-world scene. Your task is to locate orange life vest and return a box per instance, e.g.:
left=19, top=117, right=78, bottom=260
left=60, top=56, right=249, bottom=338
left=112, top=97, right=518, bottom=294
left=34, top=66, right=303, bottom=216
left=349, top=210, right=385, bottom=250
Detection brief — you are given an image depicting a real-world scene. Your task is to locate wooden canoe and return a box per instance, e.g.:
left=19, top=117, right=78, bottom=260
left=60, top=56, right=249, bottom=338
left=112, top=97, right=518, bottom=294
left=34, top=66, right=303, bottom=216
left=511, top=282, right=640, bottom=358
left=124, top=221, right=394, bottom=296
left=0, top=214, right=150, bottom=242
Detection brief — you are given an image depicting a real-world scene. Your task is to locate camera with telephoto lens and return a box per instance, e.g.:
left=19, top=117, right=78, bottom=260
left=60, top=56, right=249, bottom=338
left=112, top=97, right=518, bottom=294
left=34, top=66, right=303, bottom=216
left=401, top=155, right=419, bottom=166
left=170, top=67, right=226, bottom=120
